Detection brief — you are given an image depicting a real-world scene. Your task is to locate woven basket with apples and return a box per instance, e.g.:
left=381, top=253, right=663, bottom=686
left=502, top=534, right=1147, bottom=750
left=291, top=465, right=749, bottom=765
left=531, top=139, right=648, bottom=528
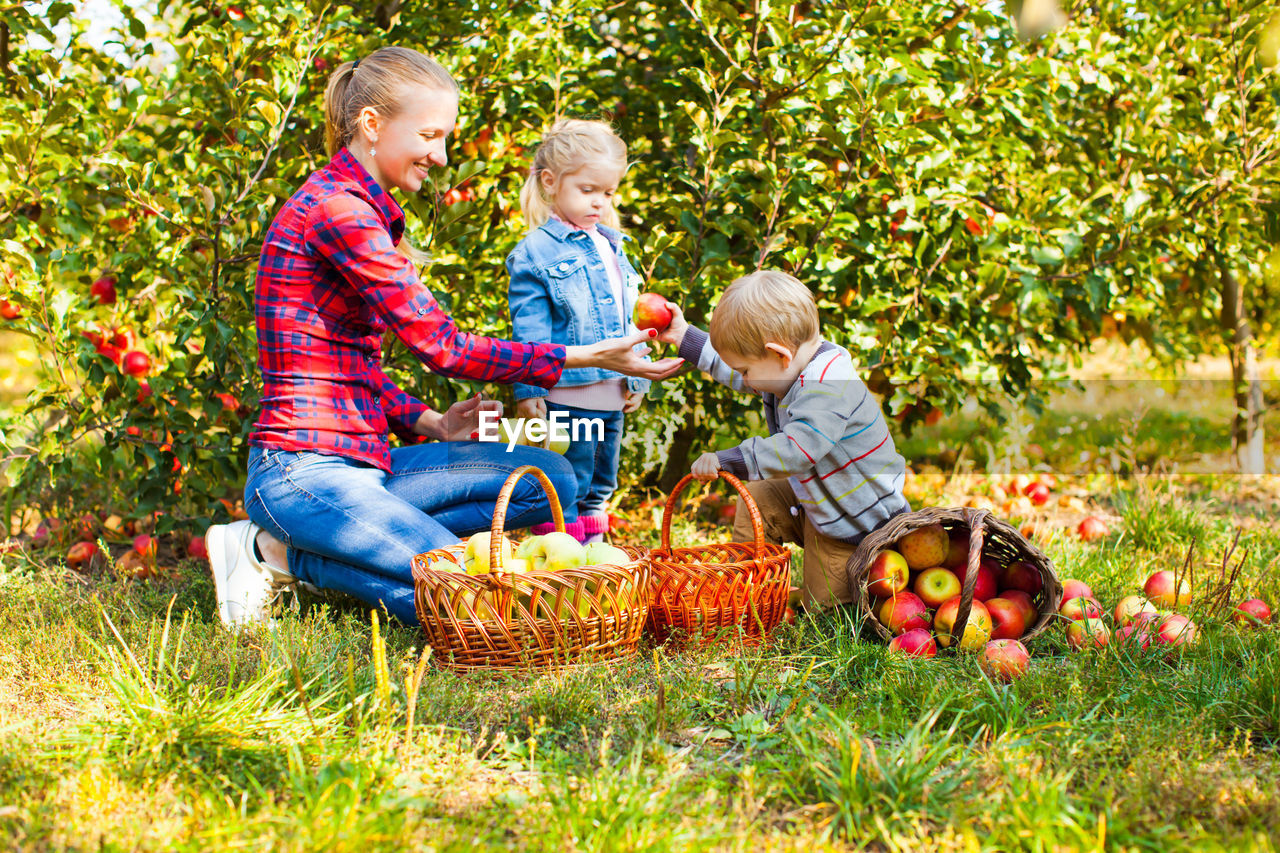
left=642, top=471, right=792, bottom=645
left=411, top=465, right=650, bottom=671
left=847, top=507, right=1062, bottom=655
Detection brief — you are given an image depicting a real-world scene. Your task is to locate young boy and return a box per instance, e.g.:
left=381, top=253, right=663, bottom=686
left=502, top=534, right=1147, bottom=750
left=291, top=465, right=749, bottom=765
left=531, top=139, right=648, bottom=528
left=658, top=270, right=910, bottom=609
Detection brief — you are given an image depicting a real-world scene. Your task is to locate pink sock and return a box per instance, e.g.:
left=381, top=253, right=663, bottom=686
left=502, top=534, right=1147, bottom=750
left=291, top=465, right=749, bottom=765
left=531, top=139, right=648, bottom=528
left=530, top=521, right=557, bottom=536
left=563, top=520, right=585, bottom=541
left=579, top=512, right=609, bottom=544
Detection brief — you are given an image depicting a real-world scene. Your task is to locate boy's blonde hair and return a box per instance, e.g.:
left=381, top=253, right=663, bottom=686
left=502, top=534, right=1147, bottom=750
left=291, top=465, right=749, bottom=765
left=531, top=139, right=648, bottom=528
left=520, top=119, right=628, bottom=229
left=709, top=271, right=820, bottom=358
left=323, top=47, right=458, bottom=158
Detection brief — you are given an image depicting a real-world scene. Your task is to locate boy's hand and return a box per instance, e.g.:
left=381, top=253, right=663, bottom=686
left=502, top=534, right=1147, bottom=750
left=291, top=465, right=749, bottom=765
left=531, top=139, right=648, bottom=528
left=691, top=451, right=721, bottom=483
left=516, top=397, right=547, bottom=420
left=655, top=302, right=689, bottom=348
left=622, top=390, right=644, bottom=413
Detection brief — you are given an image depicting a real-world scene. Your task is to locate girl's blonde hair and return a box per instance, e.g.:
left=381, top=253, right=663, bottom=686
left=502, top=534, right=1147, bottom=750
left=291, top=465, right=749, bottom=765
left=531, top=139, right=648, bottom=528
left=520, top=119, right=628, bottom=229
left=323, top=46, right=458, bottom=157
left=322, top=47, right=456, bottom=265
left=709, top=271, right=820, bottom=358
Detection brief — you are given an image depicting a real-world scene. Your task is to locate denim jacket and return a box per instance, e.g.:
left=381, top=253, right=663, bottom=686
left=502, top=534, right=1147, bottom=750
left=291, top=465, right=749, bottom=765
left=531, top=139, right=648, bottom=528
left=506, top=217, right=652, bottom=401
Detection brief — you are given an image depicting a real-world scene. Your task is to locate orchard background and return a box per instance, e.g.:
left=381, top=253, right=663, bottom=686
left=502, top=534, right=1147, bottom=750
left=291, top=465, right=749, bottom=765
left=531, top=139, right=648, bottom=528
left=1, top=0, right=1278, bottom=531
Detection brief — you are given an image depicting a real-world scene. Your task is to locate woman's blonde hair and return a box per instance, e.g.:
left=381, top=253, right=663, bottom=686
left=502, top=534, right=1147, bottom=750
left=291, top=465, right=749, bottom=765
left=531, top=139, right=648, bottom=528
left=709, top=271, right=820, bottom=358
left=323, top=46, right=458, bottom=157
left=322, top=47, right=457, bottom=264
left=519, top=119, right=628, bottom=229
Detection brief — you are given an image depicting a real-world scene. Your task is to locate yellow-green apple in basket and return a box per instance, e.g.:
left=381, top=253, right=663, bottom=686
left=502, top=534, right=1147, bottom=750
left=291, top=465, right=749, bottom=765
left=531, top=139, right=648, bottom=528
left=895, top=524, right=949, bottom=570
left=524, top=532, right=587, bottom=572
left=463, top=531, right=514, bottom=574
left=914, top=567, right=961, bottom=609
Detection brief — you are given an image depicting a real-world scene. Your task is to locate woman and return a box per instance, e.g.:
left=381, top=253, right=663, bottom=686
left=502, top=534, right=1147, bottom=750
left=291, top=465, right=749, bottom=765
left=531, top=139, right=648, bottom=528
left=205, top=47, right=681, bottom=628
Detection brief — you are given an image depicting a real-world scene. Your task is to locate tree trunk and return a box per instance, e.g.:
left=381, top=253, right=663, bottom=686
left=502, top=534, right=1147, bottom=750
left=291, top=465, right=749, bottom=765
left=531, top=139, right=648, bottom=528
left=1219, top=260, right=1266, bottom=474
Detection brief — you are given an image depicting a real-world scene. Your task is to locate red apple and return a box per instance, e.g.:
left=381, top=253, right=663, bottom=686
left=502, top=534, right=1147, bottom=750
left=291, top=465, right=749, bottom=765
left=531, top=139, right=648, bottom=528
left=887, top=628, right=937, bottom=658
left=997, top=559, right=1042, bottom=596
left=980, top=639, right=1029, bottom=681
left=633, top=292, right=673, bottom=333
left=66, top=541, right=100, bottom=572
left=934, top=597, right=992, bottom=651
left=132, top=534, right=157, bottom=560
left=1234, top=598, right=1272, bottom=627
left=986, top=597, right=1028, bottom=640
left=136, top=381, right=152, bottom=402
left=1066, top=617, right=1111, bottom=650
left=1025, top=482, right=1050, bottom=506
left=1059, top=596, right=1103, bottom=621
left=1143, top=570, right=1192, bottom=608
left=1114, top=624, right=1153, bottom=650
left=1002, top=589, right=1039, bottom=626
left=187, top=534, right=209, bottom=560
left=1061, top=579, right=1094, bottom=602
left=914, top=567, right=963, bottom=608
left=1077, top=516, right=1108, bottom=542
left=866, top=549, right=910, bottom=598
left=90, top=276, right=117, bottom=305
left=0, top=299, right=20, bottom=320
left=896, top=523, right=949, bottom=570
left=122, top=350, right=151, bottom=377
left=942, top=527, right=970, bottom=570
left=878, top=592, right=931, bottom=635
left=951, top=558, right=998, bottom=602
left=1113, top=595, right=1158, bottom=627
left=1156, top=613, right=1199, bottom=648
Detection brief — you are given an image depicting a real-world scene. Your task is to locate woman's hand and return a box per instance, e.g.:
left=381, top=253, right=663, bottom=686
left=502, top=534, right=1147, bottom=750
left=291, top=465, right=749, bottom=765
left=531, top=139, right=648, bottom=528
left=691, top=451, right=722, bottom=483
left=655, top=301, right=689, bottom=348
left=418, top=394, right=503, bottom=442
left=516, top=397, right=547, bottom=420
left=564, top=330, right=684, bottom=380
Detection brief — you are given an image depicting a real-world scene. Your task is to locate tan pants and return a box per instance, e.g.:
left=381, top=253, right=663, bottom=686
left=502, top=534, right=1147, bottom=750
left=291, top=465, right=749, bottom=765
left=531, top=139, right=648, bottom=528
left=730, top=478, right=857, bottom=610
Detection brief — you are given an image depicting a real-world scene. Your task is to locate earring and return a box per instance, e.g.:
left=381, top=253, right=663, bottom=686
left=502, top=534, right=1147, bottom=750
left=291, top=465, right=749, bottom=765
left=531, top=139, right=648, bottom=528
left=370, top=145, right=377, bottom=157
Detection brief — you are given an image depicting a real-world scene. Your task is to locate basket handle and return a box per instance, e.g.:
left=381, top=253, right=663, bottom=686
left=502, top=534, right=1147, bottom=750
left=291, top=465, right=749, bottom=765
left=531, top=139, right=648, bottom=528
left=661, top=470, right=767, bottom=559
left=489, top=465, right=566, bottom=569
left=949, top=507, right=990, bottom=646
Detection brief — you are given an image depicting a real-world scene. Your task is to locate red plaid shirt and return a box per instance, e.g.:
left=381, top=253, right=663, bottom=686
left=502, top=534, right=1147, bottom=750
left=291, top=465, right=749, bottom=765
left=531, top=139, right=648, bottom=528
left=250, top=148, right=565, bottom=471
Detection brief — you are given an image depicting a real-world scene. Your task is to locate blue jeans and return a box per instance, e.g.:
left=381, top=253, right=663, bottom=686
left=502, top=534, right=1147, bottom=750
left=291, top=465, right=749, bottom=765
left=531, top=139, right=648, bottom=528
left=242, top=442, right=577, bottom=625
left=544, top=402, right=624, bottom=515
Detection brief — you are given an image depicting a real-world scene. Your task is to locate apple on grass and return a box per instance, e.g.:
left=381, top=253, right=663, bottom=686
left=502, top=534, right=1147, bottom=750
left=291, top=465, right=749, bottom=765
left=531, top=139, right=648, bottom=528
left=878, top=592, right=931, bottom=635
left=633, top=292, right=673, bottom=333
left=1114, top=595, right=1158, bottom=627
left=985, top=597, right=1027, bottom=640
left=187, top=534, right=209, bottom=561
left=867, top=549, right=910, bottom=598
left=896, top=524, right=949, bottom=570
left=934, top=597, right=992, bottom=651
left=1066, top=617, right=1110, bottom=650
left=1143, top=570, right=1192, bottom=608
left=887, top=628, right=937, bottom=658
left=1061, top=579, right=1094, bottom=602
left=1156, top=613, right=1198, bottom=648
left=1077, top=516, right=1108, bottom=542
left=914, top=567, right=962, bottom=609
left=1234, top=598, right=1272, bottom=627
left=1059, top=596, right=1103, bottom=621
left=980, top=639, right=1030, bottom=681
left=66, top=541, right=100, bottom=572
left=1114, top=624, right=1153, bottom=651
left=132, top=534, right=157, bottom=561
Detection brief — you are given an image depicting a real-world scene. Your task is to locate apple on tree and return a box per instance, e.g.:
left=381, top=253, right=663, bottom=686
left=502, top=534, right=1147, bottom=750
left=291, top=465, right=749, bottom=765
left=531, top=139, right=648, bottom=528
left=90, top=276, right=117, bottom=305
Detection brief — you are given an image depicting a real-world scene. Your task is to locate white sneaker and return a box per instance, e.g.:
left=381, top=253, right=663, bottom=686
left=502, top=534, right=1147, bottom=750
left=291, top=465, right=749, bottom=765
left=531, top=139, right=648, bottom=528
left=206, top=520, right=296, bottom=628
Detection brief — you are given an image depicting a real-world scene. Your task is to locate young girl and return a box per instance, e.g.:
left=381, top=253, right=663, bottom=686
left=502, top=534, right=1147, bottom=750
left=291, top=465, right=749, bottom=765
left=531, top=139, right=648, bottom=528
left=507, top=119, right=648, bottom=544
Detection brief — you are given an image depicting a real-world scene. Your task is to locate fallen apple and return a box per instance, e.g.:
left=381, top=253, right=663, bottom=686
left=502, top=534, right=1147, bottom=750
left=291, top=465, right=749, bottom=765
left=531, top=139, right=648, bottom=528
left=1234, top=598, right=1272, bottom=627
left=1077, top=516, right=1108, bottom=542
left=187, top=534, right=209, bottom=560
left=1155, top=613, right=1198, bottom=648
left=1113, top=594, right=1158, bottom=627
left=878, top=591, right=931, bottom=635
left=980, top=639, right=1030, bottom=681
left=132, top=534, right=157, bottom=561
left=1114, top=624, right=1153, bottom=651
left=887, top=627, right=937, bottom=658
left=1059, top=596, right=1103, bottom=621
left=1061, top=579, right=1095, bottom=602
left=66, top=541, right=100, bottom=572
left=1065, top=617, right=1110, bottom=650
left=1143, top=570, right=1192, bottom=608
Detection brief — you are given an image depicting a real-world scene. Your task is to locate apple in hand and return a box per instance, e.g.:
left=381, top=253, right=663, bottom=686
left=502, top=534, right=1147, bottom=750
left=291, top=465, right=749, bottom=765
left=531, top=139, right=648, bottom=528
left=1114, top=595, right=1158, bottom=627
left=980, top=639, right=1030, bottom=681
left=888, top=627, right=937, bottom=658
left=524, top=531, right=587, bottom=572
left=1066, top=617, right=1110, bottom=650
left=878, top=592, right=931, bottom=635
left=1143, top=570, right=1192, bottom=608
left=998, top=560, right=1043, bottom=596
left=633, top=292, right=673, bottom=332
left=896, top=523, right=949, bottom=570
left=914, top=567, right=962, bottom=609
left=463, top=531, right=514, bottom=574
left=1234, top=598, right=1272, bottom=627
left=934, top=597, right=992, bottom=651
left=986, top=596, right=1028, bottom=640
left=1059, top=596, right=1103, bottom=621
left=867, top=549, right=910, bottom=598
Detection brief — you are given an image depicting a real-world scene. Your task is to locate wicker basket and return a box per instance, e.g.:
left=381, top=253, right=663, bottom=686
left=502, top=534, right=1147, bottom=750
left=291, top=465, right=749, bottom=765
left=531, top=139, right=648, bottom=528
left=411, top=465, right=650, bottom=672
left=848, top=507, right=1062, bottom=647
left=643, top=471, right=792, bottom=644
